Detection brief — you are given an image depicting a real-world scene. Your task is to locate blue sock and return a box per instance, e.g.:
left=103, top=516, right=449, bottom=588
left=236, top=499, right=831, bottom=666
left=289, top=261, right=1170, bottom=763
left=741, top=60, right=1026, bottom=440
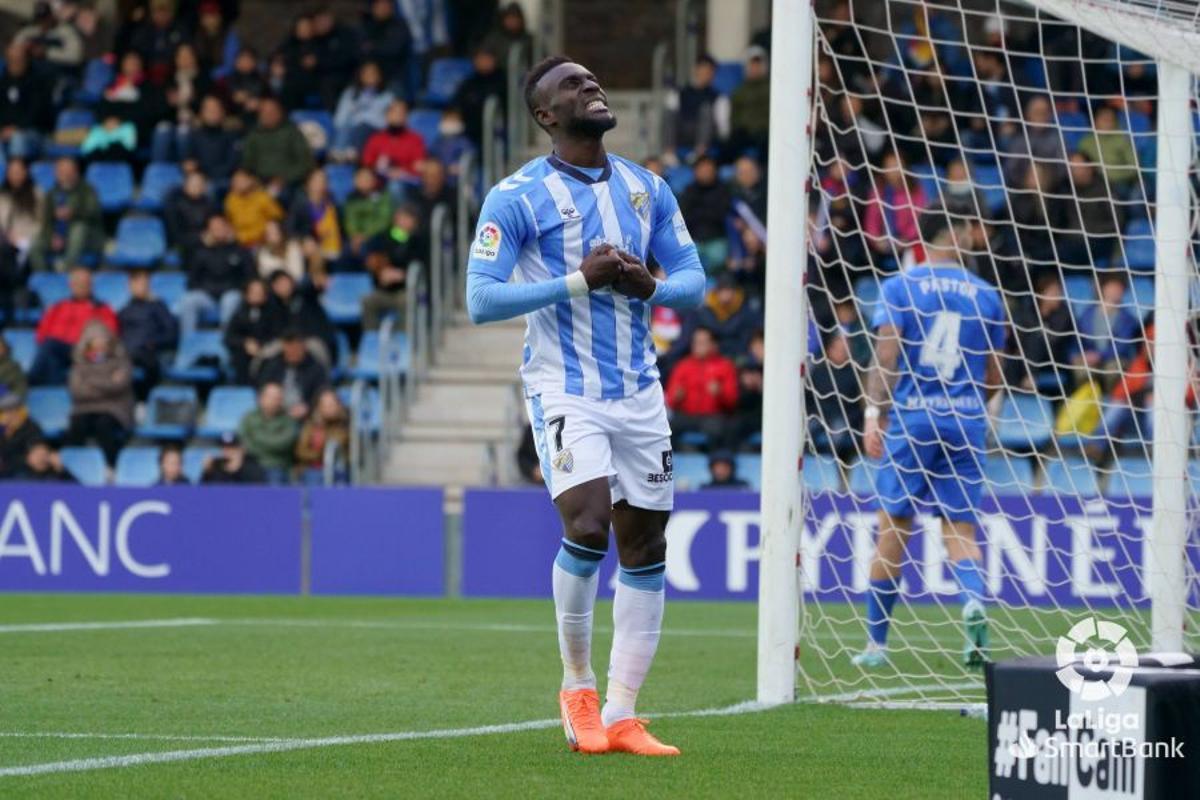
left=951, top=559, right=987, bottom=607
left=555, top=538, right=606, bottom=577
left=865, top=577, right=900, bottom=646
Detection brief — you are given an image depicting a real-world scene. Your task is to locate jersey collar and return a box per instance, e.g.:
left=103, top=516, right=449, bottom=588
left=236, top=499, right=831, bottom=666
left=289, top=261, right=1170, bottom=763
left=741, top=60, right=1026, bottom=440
left=547, top=153, right=611, bottom=184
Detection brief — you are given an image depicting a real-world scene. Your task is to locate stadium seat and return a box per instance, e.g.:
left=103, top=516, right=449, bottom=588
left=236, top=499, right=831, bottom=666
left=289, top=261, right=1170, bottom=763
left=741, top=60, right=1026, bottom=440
left=1126, top=276, right=1154, bottom=318
left=114, top=446, right=161, bottom=486
left=423, top=58, right=473, bottom=106
left=29, top=271, right=69, bottom=309
left=26, top=387, right=71, bottom=437
left=109, top=215, right=167, bottom=268
left=91, top=271, right=130, bottom=312
left=802, top=454, right=840, bottom=494
left=1043, top=457, right=1101, bottom=497
left=1120, top=218, right=1155, bottom=272
left=968, top=163, right=1006, bottom=215
left=166, top=330, right=227, bottom=383
left=848, top=458, right=880, bottom=498
left=2, top=328, right=36, bottom=373
left=150, top=272, right=187, bottom=315
left=77, top=58, right=114, bottom=104
left=290, top=110, right=333, bottom=155
left=197, top=385, right=256, bottom=438
left=854, top=276, right=882, bottom=322
left=353, top=330, right=409, bottom=380
left=332, top=330, right=352, bottom=381
left=137, top=385, right=199, bottom=440
left=983, top=455, right=1035, bottom=497
left=338, top=384, right=382, bottom=433
left=326, top=163, right=355, bottom=206
left=672, top=452, right=710, bottom=490
left=737, top=454, right=763, bottom=491
left=46, top=108, right=95, bottom=158
left=994, top=393, right=1054, bottom=451
left=85, top=161, right=135, bottom=212
left=712, top=61, right=745, bottom=96
left=1056, top=110, right=1089, bottom=153
left=665, top=164, right=694, bottom=195
left=30, top=160, right=56, bottom=192
left=60, top=446, right=107, bottom=485
left=135, top=162, right=183, bottom=212
left=182, top=445, right=220, bottom=483
left=1105, top=456, right=1152, bottom=500
left=321, top=273, right=373, bottom=325
left=408, top=108, right=442, bottom=149
left=908, top=162, right=944, bottom=206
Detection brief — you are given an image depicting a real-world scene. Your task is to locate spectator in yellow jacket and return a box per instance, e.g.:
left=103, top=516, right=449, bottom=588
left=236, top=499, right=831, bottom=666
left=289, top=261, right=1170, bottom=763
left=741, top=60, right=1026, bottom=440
left=224, top=167, right=283, bottom=247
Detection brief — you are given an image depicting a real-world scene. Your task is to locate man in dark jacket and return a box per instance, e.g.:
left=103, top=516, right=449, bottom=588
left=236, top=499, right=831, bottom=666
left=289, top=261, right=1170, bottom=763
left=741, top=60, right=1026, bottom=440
left=450, top=47, right=505, bottom=146
left=118, top=269, right=178, bottom=398
left=179, top=213, right=255, bottom=336
left=266, top=270, right=337, bottom=366
left=241, top=97, right=314, bottom=195
left=182, top=96, right=239, bottom=186
left=0, top=42, right=52, bottom=159
left=0, top=392, right=44, bottom=477
left=13, top=438, right=74, bottom=481
left=701, top=451, right=750, bottom=490
left=312, top=7, right=361, bottom=108
left=201, top=430, right=267, bottom=484
left=224, top=278, right=277, bottom=384
left=164, top=171, right=217, bottom=255
left=678, top=155, right=732, bottom=272
left=255, top=329, right=329, bottom=421
left=361, top=0, right=412, bottom=95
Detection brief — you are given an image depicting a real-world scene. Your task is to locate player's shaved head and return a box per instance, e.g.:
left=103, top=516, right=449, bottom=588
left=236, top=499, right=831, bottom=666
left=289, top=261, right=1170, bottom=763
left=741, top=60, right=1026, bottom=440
left=524, top=56, right=615, bottom=138
left=524, top=55, right=572, bottom=121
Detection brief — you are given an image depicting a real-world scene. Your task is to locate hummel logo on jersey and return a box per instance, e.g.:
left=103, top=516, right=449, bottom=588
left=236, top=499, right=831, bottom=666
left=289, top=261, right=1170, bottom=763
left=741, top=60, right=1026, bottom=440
left=559, top=207, right=580, bottom=220
left=472, top=222, right=502, bottom=261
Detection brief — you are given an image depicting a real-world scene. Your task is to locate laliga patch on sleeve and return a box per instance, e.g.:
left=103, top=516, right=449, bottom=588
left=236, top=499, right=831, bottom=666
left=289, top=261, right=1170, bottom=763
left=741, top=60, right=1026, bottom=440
left=671, top=210, right=693, bottom=246
left=472, top=221, right=503, bottom=261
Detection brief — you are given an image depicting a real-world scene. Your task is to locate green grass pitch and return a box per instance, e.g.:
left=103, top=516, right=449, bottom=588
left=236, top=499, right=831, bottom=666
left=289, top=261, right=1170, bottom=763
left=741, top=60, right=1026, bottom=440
left=0, top=594, right=997, bottom=798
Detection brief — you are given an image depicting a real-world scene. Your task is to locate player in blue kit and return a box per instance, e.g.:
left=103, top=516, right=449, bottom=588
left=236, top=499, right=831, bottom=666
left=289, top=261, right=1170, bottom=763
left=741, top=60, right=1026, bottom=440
left=465, top=56, right=704, bottom=755
left=854, top=211, right=1006, bottom=670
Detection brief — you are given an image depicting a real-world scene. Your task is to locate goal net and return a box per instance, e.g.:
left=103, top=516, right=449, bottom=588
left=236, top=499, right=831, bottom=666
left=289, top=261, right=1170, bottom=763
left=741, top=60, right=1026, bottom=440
left=797, top=0, right=1200, bottom=710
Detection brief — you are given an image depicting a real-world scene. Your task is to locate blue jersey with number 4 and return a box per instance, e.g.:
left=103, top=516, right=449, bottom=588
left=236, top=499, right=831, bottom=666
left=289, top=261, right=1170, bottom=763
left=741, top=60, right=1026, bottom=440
left=871, top=264, right=1005, bottom=436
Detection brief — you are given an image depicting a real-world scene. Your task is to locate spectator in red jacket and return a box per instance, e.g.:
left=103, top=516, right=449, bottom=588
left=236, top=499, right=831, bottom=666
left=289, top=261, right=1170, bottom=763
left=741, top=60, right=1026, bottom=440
left=29, top=267, right=118, bottom=386
left=361, top=100, right=427, bottom=188
left=666, top=326, right=739, bottom=451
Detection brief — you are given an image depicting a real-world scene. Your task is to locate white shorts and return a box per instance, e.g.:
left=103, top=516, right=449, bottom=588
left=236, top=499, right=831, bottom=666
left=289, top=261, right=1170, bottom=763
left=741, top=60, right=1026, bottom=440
left=526, top=383, right=674, bottom=511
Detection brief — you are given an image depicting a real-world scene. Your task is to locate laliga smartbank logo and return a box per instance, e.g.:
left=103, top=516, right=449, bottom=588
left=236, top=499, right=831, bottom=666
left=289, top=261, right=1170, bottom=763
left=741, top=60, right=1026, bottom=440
left=1054, top=616, right=1137, bottom=700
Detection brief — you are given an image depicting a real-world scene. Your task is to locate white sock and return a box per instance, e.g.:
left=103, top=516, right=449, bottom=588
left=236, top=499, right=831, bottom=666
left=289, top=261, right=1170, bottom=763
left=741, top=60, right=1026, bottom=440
left=602, top=571, right=665, bottom=727
left=552, top=561, right=599, bottom=690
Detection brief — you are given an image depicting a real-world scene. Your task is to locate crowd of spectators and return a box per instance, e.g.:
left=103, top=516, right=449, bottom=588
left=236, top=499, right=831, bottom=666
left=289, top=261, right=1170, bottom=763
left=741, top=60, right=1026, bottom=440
left=0, top=0, right=529, bottom=484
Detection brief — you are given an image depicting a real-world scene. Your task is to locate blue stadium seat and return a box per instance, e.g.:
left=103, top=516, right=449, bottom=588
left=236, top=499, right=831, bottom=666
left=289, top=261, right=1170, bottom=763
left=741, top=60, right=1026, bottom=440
left=423, top=58, right=473, bottom=106
left=802, top=454, right=840, bottom=494
left=46, top=108, right=95, bottom=158
left=994, top=393, right=1054, bottom=450
left=2, top=328, right=36, bottom=373
left=1120, top=218, right=1155, bottom=272
left=150, top=272, right=186, bottom=314
left=114, top=446, right=162, bottom=486
left=848, top=458, right=880, bottom=498
left=969, top=163, right=1006, bottom=215
left=290, top=110, right=333, bottom=155
left=854, top=276, right=882, bottom=321
left=983, top=455, right=1035, bottom=497
left=59, top=446, right=107, bottom=486
left=166, top=330, right=227, bottom=383
left=1126, top=276, right=1154, bottom=318
left=91, top=271, right=130, bottom=311
left=325, top=163, right=355, bottom=206
left=109, top=215, right=167, bottom=268
left=665, top=164, right=693, bottom=195
left=85, top=161, right=135, bottom=212
left=408, top=108, right=442, bottom=149
left=26, top=387, right=71, bottom=436
left=1122, top=109, right=1152, bottom=133
left=338, top=384, right=381, bottom=433
left=198, top=385, right=256, bottom=438
left=1105, top=456, right=1152, bottom=500
left=321, top=273, right=373, bottom=325
left=77, top=58, right=114, bottom=104
left=908, top=162, right=944, bottom=206
left=712, top=61, right=744, bottom=96
left=1043, top=458, right=1101, bottom=497
left=353, top=330, right=409, bottom=380
left=672, top=452, right=710, bottom=490
left=737, top=454, right=763, bottom=491
left=29, top=271, right=69, bottom=309
left=30, top=160, right=56, bottom=192
left=333, top=330, right=352, bottom=381
left=137, top=385, right=198, bottom=440
left=1056, top=110, right=1090, bottom=153
left=135, top=162, right=183, bottom=212
left=182, top=446, right=220, bottom=484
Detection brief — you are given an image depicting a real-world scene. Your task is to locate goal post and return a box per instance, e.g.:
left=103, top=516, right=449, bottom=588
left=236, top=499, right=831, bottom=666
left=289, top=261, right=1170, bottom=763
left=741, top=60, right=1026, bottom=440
left=759, top=0, right=1200, bottom=707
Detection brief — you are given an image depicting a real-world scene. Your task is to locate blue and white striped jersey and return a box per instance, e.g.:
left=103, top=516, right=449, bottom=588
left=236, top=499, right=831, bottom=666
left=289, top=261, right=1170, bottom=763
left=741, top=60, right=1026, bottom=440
left=467, top=154, right=701, bottom=400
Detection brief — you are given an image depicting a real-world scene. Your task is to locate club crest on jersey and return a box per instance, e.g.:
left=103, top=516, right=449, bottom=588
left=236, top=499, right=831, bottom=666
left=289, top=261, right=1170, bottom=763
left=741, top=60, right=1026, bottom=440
left=472, top=222, right=502, bottom=261
left=552, top=448, right=575, bottom=474
left=629, top=190, right=650, bottom=220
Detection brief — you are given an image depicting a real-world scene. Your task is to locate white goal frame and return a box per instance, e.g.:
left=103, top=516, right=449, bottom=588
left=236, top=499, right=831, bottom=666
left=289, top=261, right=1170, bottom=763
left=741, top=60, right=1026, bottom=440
left=757, top=0, right=1195, bottom=705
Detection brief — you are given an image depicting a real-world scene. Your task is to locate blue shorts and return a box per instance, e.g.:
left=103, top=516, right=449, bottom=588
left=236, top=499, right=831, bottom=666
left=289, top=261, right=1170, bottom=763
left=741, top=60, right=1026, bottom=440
left=875, top=420, right=984, bottom=522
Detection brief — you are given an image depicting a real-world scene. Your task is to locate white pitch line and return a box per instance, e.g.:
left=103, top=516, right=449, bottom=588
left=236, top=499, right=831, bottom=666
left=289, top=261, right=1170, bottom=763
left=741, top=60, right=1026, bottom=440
left=0, top=618, right=217, bottom=634
left=0, top=702, right=770, bottom=779
left=0, top=732, right=291, bottom=744
left=224, top=617, right=759, bottom=639
left=801, top=680, right=983, bottom=704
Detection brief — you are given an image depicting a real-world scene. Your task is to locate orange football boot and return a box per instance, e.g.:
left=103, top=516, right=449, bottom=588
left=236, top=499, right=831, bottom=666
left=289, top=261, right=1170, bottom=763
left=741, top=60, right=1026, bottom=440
left=605, top=717, right=680, bottom=756
left=559, top=688, right=609, bottom=753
